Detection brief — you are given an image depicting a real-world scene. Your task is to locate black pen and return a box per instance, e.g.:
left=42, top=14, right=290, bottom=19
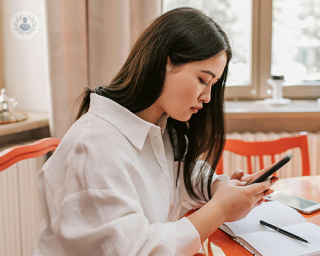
left=260, top=220, right=309, bottom=244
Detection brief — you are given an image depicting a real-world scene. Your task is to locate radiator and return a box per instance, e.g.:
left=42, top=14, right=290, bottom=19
left=0, top=148, right=46, bottom=256
left=222, top=132, right=320, bottom=178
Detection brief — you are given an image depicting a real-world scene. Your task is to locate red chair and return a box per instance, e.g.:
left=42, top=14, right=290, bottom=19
left=0, top=138, right=61, bottom=172
left=0, top=138, right=61, bottom=254
left=216, top=132, right=310, bottom=176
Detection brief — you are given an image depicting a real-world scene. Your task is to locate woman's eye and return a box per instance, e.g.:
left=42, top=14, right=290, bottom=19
left=199, top=78, right=207, bottom=85
left=212, top=79, right=220, bottom=86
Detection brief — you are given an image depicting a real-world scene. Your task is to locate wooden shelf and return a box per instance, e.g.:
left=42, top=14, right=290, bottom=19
left=226, top=100, right=320, bottom=116
left=225, top=100, right=320, bottom=133
left=0, top=111, right=49, bottom=137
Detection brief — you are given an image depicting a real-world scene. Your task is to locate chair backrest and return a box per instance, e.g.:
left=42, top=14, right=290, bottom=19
left=0, top=138, right=61, bottom=172
left=216, top=132, right=310, bottom=176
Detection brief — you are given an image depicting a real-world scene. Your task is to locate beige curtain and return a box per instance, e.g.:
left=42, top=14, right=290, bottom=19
left=0, top=0, right=4, bottom=90
left=46, top=0, right=160, bottom=138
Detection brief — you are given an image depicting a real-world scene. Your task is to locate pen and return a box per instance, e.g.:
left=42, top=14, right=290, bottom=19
left=260, top=220, right=309, bottom=244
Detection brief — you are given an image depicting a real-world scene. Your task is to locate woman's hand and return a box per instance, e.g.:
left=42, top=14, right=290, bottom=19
left=230, top=169, right=249, bottom=180
left=210, top=178, right=275, bottom=223
left=230, top=169, right=278, bottom=203
left=231, top=169, right=278, bottom=184
left=188, top=177, right=275, bottom=243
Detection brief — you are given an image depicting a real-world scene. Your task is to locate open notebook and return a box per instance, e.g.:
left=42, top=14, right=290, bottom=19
left=219, top=201, right=320, bottom=256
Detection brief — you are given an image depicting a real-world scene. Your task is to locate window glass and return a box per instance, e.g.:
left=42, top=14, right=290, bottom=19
left=272, top=0, right=320, bottom=82
left=163, top=0, right=252, bottom=86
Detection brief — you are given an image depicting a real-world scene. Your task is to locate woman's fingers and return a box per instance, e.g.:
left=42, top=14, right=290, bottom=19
left=253, top=189, right=274, bottom=202
left=270, top=176, right=279, bottom=184
left=249, top=182, right=276, bottom=205
left=256, top=197, right=265, bottom=206
left=211, top=178, right=277, bottom=223
left=263, top=188, right=274, bottom=197
left=246, top=179, right=272, bottom=195
left=230, top=170, right=251, bottom=182
left=230, top=170, right=280, bottom=188
left=230, top=169, right=245, bottom=180
left=230, top=179, right=248, bottom=186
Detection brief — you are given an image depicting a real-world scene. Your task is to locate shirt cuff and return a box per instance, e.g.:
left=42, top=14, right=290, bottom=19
left=174, top=217, right=201, bottom=256
left=211, top=173, right=230, bottom=186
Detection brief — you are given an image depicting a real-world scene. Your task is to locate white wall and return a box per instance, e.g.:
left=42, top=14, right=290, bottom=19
left=2, top=0, right=49, bottom=113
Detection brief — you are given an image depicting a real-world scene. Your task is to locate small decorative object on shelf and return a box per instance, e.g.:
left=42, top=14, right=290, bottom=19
left=0, top=88, right=27, bottom=124
left=265, top=75, right=291, bottom=105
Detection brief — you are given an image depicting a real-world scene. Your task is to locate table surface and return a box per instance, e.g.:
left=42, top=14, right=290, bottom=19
left=206, top=175, right=320, bottom=256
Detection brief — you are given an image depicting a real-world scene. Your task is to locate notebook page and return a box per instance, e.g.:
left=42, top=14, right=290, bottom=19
left=240, top=223, right=320, bottom=256
left=285, top=223, right=320, bottom=251
left=223, top=201, right=306, bottom=236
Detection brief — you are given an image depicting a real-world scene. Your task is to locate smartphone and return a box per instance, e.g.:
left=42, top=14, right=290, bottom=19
left=266, top=191, right=320, bottom=214
left=248, top=153, right=293, bottom=185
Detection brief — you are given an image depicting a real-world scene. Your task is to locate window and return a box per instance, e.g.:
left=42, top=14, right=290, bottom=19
left=162, top=0, right=320, bottom=100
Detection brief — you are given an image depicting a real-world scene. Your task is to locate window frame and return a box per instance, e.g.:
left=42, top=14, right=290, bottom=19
left=224, top=0, right=259, bottom=100
left=162, top=0, right=320, bottom=100
left=259, top=0, right=320, bottom=100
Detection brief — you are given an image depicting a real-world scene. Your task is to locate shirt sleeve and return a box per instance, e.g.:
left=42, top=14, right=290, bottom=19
left=181, top=161, right=230, bottom=210
left=37, top=135, right=201, bottom=256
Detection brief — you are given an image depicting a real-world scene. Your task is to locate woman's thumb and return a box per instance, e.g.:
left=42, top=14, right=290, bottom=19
left=230, top=169, right=244, bottom=180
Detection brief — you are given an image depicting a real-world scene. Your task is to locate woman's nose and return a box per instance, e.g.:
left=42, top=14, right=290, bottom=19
left=199, top=86, right=211, bottom=103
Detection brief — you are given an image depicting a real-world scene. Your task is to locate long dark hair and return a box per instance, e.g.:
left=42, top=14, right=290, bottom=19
left=77, top=7, right=232, bottom=202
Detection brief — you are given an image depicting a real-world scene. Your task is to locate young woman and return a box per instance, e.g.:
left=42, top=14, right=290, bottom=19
left=34, top=7, right=276, bottom=256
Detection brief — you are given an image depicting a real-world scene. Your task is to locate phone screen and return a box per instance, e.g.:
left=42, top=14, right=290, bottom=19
left=268, top=192, right=318, bottom=209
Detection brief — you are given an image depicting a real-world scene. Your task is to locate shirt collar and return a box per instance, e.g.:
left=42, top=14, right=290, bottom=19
left=157, top=113, right=169, bottom=136
left=88, top=93, right=168, bottom=150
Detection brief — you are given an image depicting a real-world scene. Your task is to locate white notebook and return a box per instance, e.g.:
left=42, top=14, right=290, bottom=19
left=219, top=201, right=320, bottom=256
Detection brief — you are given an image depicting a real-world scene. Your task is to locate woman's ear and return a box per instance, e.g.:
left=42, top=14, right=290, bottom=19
left=166, top=56, right=174, bottom=73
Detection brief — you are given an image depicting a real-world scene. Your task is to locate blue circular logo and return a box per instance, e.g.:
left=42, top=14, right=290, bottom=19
left=10, top=10, right=40, bottom=40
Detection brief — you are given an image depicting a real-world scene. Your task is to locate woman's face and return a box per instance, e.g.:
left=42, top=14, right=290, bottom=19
left=156, top=51, right=227, bottom=122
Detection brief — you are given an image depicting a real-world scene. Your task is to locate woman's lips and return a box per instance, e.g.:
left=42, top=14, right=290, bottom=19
left=190, top=107, right=199, bottom=113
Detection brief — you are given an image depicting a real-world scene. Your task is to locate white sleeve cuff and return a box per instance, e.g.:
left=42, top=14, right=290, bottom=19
left=192, top=173, right=230, bottom=209
left=194, top=161, right=230, bottom=187
left=174, top=217, right=201, bottom=256
left=210, top=173, right=230, bottom=187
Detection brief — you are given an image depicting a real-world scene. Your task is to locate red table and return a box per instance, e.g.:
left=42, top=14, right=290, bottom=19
left=203, top=176, right=320, bottom=255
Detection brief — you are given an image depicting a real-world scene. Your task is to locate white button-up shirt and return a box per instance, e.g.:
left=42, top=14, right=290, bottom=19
left=33, top=93, right=228, bottom=256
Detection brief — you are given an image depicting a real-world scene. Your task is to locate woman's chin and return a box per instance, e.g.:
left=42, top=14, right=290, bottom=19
left=170, top=114, right=193, bottom=122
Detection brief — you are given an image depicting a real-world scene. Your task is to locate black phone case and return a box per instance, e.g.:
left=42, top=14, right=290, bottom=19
left=250, top=153, right=293, bottom=184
